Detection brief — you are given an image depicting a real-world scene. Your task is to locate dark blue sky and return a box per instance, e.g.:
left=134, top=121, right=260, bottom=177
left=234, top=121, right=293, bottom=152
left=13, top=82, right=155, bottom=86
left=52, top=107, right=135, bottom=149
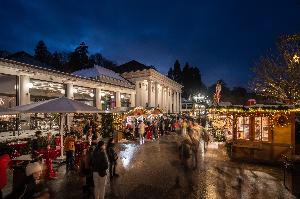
left=0, top=0, right=299, bottom=88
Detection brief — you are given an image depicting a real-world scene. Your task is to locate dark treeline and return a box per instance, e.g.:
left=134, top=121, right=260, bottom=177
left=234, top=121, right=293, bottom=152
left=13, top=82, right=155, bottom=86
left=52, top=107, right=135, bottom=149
left=167, top=60, right=266, bottom=105
left=2, top=40, right=117, bottom=73
left=35, top=40, right=117, bottom=72
left=167, top=60, right=206, bottom=99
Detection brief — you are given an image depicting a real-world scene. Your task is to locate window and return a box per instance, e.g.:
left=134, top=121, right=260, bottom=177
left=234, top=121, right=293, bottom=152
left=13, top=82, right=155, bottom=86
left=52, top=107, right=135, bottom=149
left=255, top=117, right=269, bottom=141
left=237, top=117, right=250, bottom=140
left=121, top=93, right=131, bottom=107
left=139, top=83, right=141, bottom=88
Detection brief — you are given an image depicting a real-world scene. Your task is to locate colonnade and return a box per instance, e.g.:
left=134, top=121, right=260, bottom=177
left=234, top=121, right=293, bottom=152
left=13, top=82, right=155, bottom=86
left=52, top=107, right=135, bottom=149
left=18, top=75, right=135, bottom=110
left=135, top=80, right=181, bottom=113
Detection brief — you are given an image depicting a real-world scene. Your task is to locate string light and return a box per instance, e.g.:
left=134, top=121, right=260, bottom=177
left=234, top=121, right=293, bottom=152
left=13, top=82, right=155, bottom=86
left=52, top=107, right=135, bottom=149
left=208, top=106, right=297, bottom=128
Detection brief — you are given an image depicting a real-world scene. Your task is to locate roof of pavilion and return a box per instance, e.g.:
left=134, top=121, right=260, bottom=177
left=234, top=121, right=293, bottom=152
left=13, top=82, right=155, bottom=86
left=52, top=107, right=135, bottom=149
left=0, top=58, right=135, bottom=89
left=73, top=65, right=129, bottom=82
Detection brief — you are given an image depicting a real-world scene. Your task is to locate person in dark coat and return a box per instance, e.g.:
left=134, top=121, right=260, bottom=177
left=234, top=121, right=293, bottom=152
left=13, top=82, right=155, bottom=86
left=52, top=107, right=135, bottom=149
left=92, top=141, right=108, bottom=199
left=106, top=138, right=119, bottom=179
left=31, top=131, right=44, bottom=160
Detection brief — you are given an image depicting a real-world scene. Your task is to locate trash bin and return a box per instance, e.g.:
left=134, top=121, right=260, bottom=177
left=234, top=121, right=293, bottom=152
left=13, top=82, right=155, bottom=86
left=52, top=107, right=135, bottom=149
left=283, top=155, right=300, bottom=197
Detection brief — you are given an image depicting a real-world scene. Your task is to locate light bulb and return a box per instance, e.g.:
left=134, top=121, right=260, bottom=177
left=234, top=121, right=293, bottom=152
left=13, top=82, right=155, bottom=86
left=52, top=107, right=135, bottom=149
left=27, top=83, right=33, bottom=89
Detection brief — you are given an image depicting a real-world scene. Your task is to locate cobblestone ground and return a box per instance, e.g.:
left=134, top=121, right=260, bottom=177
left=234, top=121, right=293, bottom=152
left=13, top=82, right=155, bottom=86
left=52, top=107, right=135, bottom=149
left=4, top=133, right=296, bottom=199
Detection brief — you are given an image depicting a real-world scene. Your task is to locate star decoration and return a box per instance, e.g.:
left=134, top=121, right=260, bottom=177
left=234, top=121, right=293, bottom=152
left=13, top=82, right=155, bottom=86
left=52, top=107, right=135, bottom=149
left=293, top=54, right=299, bottom=63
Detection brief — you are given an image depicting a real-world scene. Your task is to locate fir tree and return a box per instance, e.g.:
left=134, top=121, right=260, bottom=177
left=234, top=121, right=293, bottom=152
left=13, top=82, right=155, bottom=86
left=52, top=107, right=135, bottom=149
left=34, top=40, right=52, bottom=65
left=68, top=42, right=90, bottom=72
left=167, top=67, right=174, bottom=79
left=173, top=60, right=182, bottom=84
left=51, top=51, right=63, bottom=70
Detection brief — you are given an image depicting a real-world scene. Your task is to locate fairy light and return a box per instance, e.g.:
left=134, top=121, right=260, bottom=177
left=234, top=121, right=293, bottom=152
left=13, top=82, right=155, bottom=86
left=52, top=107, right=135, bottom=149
left=208, top=106, right=298, bottom=129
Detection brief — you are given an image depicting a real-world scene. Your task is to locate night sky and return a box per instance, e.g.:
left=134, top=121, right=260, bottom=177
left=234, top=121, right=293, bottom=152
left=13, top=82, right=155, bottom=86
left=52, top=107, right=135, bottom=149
left=0, top=0, right=299, bottom=88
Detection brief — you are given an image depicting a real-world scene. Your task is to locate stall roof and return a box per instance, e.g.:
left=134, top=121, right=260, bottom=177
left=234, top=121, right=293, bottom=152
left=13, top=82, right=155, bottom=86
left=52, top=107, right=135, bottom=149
left=208, top=104, right=300, bottom=113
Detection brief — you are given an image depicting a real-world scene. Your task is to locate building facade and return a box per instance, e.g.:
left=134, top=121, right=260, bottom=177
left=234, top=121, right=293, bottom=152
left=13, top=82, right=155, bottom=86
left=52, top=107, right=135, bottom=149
left=0, top=58, right=135, bottom=110
left=0, top=59, right=182, bottom=113
left=120, top=67, right=182, bottom=113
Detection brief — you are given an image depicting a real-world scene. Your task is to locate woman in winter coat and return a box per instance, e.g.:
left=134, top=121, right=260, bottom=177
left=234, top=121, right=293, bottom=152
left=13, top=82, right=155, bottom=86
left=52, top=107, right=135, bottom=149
left=92, top=141, right=108, bottom=199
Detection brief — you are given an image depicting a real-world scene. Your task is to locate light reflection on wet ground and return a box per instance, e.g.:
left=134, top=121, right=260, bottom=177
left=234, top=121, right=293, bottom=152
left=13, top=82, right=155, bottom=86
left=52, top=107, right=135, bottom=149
left=119, top=143, right=139, bottom=170
left=3, top=134, right=296, bottom=199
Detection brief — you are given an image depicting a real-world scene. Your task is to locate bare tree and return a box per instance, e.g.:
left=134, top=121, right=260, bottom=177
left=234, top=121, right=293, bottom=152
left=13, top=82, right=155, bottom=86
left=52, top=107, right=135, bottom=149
left=250, top=34, right=300, bottom=104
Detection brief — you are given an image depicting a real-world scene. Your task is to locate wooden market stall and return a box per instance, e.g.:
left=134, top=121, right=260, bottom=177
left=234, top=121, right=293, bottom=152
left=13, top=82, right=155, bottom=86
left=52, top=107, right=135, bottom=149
left=208, top=105, right=300, bottom=163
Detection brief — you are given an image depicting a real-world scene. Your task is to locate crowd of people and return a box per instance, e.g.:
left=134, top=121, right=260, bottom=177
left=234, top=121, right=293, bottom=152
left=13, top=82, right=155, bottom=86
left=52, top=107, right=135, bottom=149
left=131, top=116, right=210, bottom=170
left=0, top=116, right=211, bottom=199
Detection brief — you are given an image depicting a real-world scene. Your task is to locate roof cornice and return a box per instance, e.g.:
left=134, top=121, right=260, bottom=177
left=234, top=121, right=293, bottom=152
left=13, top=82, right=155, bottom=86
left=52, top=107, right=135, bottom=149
left=0, top=58, right=135, bottom=89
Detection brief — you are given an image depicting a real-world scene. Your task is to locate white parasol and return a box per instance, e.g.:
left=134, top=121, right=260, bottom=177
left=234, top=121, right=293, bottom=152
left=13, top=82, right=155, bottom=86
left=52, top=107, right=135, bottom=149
left=11, top=97, right=100, bottom=157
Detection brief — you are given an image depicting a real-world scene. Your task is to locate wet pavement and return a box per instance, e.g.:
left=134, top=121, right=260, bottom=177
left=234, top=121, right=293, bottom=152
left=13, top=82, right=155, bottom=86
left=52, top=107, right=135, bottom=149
left=3, top=133, right=296, bottom=199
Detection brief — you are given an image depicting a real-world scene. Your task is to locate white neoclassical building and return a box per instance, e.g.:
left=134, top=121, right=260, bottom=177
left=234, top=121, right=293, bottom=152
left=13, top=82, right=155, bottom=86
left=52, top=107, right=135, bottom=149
left=118, top=60, right=183, bottom=113
left=0, top=57, right=182, bottom=113
left=0, top=58, right=135, bottom=111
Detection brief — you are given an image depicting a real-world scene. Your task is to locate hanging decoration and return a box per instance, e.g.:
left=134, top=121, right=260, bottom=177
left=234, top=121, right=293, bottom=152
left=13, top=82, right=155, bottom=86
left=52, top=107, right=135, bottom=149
left=275, top=114, right=290, bottom=127
left=213, top=81, right=222, bottom=105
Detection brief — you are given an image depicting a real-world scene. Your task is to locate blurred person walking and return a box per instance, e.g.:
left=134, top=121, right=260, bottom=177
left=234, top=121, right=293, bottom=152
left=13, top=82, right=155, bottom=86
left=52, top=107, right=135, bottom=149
left=138, top=120, right=145, bottom=144
left=106, top=138, right=119, bottom=179
left=92, top=141, right=108, bottom=199
left=64, top=132, right=76, bottom=174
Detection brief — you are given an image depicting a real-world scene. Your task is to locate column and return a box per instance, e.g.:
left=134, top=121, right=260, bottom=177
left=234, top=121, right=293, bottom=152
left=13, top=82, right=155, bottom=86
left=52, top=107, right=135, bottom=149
left=166, top=88, right=169, bottom=113
left=155, top=82, right=159, bottom=107
left=130, top=92, right=135, bottom=107
left=116, top=91, right=121, bottom=108
left=95, top=88, right=102, bottom=110
left=66, top=83, right=74, bottom=128
left=179, top=93, right=182, bottom=112
left=19, top=75, right=31, bottom=130
left=66, top=83, right=74, bottom=99
left=170, top=89, right=173, bottom=113
left=148, top=80, right=152, bottom=107
left=135, top=81, right=141, bottom=107
left=174, top=91, right=178, bottom=113
left=19, top=75, right=30, bottom=105
left=161, top=86, right=164, bottom=111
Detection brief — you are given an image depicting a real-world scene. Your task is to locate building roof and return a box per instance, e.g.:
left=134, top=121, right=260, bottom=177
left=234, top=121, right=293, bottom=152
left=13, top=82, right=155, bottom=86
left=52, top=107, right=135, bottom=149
left=73, top=65, right=127, bottom=81
left=116, top=60, right=156, bottom=73
left=0, top=58, right=135, bottom=89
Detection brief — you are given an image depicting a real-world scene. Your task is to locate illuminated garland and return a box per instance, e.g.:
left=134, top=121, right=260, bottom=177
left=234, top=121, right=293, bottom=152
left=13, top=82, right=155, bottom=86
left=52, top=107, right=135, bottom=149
left=207, top=106, right=297, bottom=129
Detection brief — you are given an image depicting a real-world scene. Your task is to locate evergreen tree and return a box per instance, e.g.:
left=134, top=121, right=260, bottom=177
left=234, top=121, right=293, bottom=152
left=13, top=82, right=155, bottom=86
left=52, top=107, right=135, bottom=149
left=167, top=67, right=174, bottom=79
left=182, top=62, right=191, bottom=98
left=89, top=53, right=117, bottom=70
left=68, top=42, right=89, bottom=72
left=34, top=40, right=52, bottom=65
left=173, top=60, right=182, bottom=83
left=51, top=51, right=63, bottom=70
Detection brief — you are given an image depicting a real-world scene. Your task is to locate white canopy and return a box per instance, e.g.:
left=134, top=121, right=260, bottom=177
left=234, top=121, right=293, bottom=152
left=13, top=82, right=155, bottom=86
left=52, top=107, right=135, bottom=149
left=10, top=97, right=100, bottom=158
left=12, top=97, right=100, bottom=113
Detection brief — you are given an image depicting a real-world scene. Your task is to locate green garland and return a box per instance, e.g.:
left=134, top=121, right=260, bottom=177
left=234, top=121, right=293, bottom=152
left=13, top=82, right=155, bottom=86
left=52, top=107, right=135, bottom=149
left=100, top=113, right=115, bottom=138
